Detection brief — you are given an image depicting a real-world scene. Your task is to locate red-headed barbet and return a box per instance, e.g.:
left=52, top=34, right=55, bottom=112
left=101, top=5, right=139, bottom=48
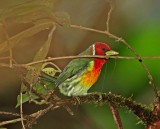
left=55, top=42, right=119, bottom=96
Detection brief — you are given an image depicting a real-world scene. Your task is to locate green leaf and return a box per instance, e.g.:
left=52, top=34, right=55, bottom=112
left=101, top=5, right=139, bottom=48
left=42, top=67, right=57, bottom=77
left=53, top=12, right=71, bottom=27
left=34, top=81, right=55, bottom=96
left=16, top=92, right=38, bottom=107
left=0, top=20, right=54, bottom=55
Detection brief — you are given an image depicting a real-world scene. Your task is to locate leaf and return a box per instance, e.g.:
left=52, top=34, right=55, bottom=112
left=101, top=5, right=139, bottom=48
left=10, top=8, right=53, bottom=24
left=0, top=0, right=55, bottom=22
left=0, top=5, right=46, bottom=20
left=34, top=80, right=55, bottom=96
left=32, top=25, right=56, bottom=71
left=16, top=92, right=38, bottom=107
left=33, top=26, right=55, bottom=61
left=53, top=12, right=71, bottom=27
left=42, top=67, right=57, bottom=77
left=40, top=65, right=58, bottom=85
left=0, top=20, right=53, bottom=55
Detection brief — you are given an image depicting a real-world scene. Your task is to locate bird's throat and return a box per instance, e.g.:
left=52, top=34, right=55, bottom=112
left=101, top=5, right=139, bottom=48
left=94, top=58, right=107, bottom=71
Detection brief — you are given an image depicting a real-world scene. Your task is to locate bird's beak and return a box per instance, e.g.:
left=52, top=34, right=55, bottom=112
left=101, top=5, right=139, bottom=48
left=105, top=50, right=119, bottom=58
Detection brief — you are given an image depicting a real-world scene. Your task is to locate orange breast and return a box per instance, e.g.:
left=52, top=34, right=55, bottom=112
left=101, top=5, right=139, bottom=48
left=80, top=68, right=100, bottom=87
left=80, top=58, right=106, bottom=87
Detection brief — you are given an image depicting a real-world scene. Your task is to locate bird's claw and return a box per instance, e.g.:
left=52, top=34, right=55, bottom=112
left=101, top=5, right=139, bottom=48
left=73, top=96, right=81, bottom=105
left=95, top=92, right=103, bottom=102
left=88, top=92, right=103, bottom=103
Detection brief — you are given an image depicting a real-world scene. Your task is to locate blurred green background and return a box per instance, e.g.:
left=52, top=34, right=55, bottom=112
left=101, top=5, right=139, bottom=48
left=0, top=0, right=160, bottom=129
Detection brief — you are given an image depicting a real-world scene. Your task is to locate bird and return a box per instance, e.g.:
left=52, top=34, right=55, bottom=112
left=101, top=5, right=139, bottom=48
left=53, top=42, right=119, bottom=96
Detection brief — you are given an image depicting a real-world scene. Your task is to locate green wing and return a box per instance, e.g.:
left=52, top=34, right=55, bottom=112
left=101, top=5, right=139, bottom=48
left=55, top=58, right=91, bottom=86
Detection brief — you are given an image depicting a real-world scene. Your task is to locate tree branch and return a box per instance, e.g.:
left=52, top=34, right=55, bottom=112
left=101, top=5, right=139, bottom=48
left=0, top=92, right=158, bottom=127
left=1, top=55, right=159, bottom=68
left=109, top=103, right=123, bottom=129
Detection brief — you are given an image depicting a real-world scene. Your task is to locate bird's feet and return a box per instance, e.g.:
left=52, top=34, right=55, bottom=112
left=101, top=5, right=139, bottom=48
left=73, top=96, right=81, bottom=105
left=88, top=92, right=103, bottom=103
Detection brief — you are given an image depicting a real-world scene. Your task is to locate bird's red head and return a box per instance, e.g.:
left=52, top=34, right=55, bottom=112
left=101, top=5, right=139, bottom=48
left=93, top=42, right=111, bottom=56
left=91, top=42, right=118, bottom=71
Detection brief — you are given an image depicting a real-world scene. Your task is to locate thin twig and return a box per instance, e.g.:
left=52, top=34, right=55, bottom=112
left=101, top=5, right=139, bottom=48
left=106, top=0, right=114, bottom=32
left=2, top=22, right=13, bottom=67
left=24, top=55, right=106, bottom=66
left=20, top=92, right=26, bottom=129
left=0, top=111, right=20, bottom=116
left=110, top=56, right=160, bottom=60
left=109, top=103, right=123, bottom=129
left=9, top=48, right=13, bottom=67
left=0, top=118, right=23, bottom=126
left=22, top=55, right=160, bottom=66
left=0, top=105, right=58, bottom=127
left=50, top=94, right=74, bottom=116
left=0, top=56, right=10, bottom=60
left=31, top=104, right=56, bottom=119
left=0, top=63, right=10, bottom=67
left=1, top=55, right=160, bottom=68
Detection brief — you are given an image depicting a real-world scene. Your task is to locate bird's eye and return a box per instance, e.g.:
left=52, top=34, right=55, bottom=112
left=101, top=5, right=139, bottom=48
left=101, top=48, right=107, bottom=52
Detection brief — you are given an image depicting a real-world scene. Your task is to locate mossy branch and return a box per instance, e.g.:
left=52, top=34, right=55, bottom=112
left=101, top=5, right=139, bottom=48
left=0, top=92, right=158, bottom=127
left=62, top=92, right=158, bottom=125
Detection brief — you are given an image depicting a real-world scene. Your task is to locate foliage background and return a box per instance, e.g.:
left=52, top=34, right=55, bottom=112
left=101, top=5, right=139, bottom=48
left=0, top=0, right=160, bottom=129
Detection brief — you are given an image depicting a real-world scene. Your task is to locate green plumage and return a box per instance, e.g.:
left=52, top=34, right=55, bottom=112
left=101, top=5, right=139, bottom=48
left=55, top=46, right=94, bottom=96
left=56, top=58, right=94, bottom=96
left=55, top=58, right=91, bottom=86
